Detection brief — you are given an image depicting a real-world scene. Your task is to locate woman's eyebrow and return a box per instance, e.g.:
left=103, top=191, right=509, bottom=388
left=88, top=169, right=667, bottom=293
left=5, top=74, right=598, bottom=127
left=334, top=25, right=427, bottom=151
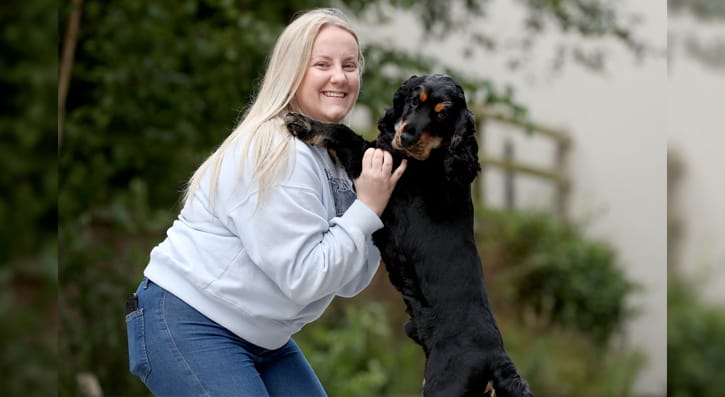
left=310, top=53, right=357, bottom=60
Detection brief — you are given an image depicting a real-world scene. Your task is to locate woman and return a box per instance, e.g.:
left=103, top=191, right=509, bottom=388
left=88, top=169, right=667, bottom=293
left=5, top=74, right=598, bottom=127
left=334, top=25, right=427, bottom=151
left=125, top=8, right=406, bottom=397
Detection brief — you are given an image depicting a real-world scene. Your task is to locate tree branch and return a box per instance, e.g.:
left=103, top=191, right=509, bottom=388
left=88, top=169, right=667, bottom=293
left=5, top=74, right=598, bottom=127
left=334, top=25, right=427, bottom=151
left=58, top=0, right=83, bottom=150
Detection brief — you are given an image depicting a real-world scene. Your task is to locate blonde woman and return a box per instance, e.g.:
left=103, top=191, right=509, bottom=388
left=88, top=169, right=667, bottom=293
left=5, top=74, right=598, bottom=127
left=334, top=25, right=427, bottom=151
left=125, top=8, right=406, bottom=396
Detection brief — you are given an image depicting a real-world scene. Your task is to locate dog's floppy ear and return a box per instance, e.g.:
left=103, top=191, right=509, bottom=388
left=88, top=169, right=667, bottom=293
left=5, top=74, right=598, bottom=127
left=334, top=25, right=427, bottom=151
left=444, top=108, right=481, bottom=185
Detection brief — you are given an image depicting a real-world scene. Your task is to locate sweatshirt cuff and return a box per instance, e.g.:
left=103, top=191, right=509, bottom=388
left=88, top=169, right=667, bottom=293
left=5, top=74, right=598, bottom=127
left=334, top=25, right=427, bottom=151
left=341, top=199, right=384, bottom=235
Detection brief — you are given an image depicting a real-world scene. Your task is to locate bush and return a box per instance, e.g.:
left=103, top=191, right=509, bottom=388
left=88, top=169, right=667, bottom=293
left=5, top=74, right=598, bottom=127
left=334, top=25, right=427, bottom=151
left=58, top=214, right=161, bottom=396
left=1, top=1, right=57, bottom=395
left=668, top=276, right=725, bottom=397
left=502, top=316, right=646, bottom=397
left=295, top=300, right=425, bottom=397
left=477, top=210, right=640, bottom=344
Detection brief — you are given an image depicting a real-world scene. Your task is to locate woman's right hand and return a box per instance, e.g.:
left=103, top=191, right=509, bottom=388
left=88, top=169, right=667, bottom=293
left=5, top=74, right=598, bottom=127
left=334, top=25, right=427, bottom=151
left=353, top=148, right=407, bottom=216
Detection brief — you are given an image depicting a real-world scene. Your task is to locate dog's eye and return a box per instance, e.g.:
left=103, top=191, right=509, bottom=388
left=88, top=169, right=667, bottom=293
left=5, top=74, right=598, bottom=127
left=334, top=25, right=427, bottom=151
left=410, top=96, right=419, bottom=108
left=436, top=111, right=447, bottom=120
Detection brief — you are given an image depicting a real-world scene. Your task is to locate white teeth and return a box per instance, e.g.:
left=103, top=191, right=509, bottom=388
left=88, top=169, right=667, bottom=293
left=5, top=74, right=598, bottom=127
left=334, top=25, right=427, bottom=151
left=323, top=92, right=345, bottom=98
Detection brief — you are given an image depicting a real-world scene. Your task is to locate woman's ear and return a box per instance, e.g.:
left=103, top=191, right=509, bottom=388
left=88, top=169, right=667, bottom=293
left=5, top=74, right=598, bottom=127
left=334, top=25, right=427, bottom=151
left=444, top=109, right=481, bottom=185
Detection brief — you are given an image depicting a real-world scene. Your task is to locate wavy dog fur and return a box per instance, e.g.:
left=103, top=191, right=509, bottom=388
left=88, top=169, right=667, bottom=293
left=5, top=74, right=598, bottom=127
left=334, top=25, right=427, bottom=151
left=286, top=74, right=534, bottom=397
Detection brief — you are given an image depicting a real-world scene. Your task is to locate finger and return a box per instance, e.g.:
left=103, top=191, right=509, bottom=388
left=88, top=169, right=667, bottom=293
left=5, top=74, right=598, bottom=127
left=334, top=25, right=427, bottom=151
left=371, top=148, right=384, bottom=168
left=391, top=159, right=407, bottom=183
left=362, top=148, right=375, bottom=169
left=381, top=151, right=393, bottom=174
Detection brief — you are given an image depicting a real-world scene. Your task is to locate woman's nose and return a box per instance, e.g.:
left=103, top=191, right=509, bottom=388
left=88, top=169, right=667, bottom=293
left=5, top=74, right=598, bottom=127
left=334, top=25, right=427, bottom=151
left=329, top=65, right=347, bottom=83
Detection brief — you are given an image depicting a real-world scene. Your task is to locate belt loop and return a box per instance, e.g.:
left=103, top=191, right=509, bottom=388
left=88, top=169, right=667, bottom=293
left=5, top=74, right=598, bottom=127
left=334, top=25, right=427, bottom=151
left=142, top=277, right=150, bottom=290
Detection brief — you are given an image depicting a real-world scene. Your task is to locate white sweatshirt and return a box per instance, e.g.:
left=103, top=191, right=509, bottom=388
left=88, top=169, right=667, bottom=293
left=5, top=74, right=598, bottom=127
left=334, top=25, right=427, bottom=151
left=144, top=133, right=383, bottom=350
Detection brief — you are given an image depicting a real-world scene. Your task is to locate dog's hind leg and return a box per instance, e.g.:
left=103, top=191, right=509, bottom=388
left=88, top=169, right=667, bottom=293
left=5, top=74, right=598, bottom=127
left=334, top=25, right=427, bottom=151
left=422, top=350, right=490, bottom=397
left=490, top=355, right=534, bottom=397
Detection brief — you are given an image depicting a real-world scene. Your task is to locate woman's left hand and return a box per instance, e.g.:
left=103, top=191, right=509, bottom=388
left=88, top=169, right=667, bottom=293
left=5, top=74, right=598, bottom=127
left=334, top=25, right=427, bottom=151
left=353, top=148, right=407, bottom=216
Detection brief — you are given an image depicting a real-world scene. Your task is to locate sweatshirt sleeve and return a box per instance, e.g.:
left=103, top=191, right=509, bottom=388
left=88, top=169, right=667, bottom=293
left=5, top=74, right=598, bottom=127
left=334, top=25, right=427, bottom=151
left=336, top=237, right=381, bottom=297
left=225, top=147, right=383, bottom=305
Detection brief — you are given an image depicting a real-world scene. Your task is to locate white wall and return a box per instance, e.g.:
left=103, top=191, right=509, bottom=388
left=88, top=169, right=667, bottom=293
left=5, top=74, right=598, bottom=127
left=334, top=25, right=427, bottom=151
left=353, top=0, right=667, bottom=394
left=668, top=15, right=725, bottom=302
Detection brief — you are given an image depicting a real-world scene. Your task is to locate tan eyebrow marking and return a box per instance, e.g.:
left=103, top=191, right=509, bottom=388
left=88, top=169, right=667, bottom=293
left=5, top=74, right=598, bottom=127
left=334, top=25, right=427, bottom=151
left=434, top=102, right=446, bottom=112
left=419, top=91, right=428, bottom=103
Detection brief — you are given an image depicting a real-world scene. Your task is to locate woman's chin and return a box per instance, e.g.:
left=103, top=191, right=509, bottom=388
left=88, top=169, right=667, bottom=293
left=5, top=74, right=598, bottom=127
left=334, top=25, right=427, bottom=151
left=317, top=110, right=348, bottom=123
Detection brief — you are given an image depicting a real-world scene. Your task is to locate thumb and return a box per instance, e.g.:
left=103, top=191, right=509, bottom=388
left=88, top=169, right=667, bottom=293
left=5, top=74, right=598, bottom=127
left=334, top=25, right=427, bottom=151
left=391, top=159, right=407, bottom=183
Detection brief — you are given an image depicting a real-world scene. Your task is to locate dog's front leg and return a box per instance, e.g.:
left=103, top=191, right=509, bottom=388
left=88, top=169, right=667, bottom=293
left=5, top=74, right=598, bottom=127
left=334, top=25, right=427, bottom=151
left=285, top=112, right=370, bottom=178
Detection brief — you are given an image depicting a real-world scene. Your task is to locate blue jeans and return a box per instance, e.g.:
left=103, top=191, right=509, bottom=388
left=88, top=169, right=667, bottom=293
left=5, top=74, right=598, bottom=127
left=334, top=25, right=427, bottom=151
left=125, top=278, right=327, bottom=397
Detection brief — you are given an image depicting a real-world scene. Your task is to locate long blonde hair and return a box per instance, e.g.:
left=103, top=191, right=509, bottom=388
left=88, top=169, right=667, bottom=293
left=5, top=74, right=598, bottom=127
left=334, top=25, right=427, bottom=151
left=184, top=8, right=364, bottom=207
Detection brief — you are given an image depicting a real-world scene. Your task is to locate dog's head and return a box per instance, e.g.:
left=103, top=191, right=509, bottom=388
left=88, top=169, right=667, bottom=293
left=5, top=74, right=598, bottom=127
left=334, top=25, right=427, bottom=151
left=378, top=74, right=480, bottom=185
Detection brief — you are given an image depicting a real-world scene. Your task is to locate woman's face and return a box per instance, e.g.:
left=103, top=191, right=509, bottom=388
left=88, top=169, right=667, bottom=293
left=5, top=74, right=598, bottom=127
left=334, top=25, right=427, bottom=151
left=294, top=25, right=361, bottom=123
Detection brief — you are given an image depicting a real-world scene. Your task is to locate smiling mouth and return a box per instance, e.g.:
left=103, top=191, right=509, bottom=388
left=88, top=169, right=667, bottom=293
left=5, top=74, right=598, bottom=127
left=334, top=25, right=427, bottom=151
left=322, top=91, right=346, bottom=98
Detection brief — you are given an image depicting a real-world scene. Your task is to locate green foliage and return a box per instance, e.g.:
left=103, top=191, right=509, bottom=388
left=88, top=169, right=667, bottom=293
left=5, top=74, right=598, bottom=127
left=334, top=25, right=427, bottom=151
left=668, top=276, right=725, bottom=397
left=0, top=4, right=56, bottom=262
left=669, top=0, right=725, bottom=70
left=59, top=215, right=157, bottom=396
left=0, top=0, right=57, bottom=395
left=472, top=210, right=645, bottom=394
left=502, top=317, right=646, bottom=397
left=0, top=253, right=57, bottom=397
left=477, top=210, right=639, bottom=344
left=295, top=270, right=644, bottom=397
left=295, top=301, right=424, bottom=397
left=349, top=0, right=648, bottom=73
left=670, top=0, right=725, bottom=21
left=60, top=0, right=279, bottom=217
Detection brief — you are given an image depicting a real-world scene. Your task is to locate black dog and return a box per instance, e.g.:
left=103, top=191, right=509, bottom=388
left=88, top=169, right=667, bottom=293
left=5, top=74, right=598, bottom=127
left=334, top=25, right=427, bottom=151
left=286, top=74, right=533, bottom=397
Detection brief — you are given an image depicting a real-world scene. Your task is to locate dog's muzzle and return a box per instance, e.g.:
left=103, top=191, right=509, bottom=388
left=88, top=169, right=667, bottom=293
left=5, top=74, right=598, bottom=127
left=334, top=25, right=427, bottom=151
left=393, top=119, right=418, bottom=149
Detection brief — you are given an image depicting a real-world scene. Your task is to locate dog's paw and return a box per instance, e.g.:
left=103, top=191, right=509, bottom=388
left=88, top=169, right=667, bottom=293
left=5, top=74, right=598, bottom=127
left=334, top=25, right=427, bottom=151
left=285, top=112, right=313, bottom=140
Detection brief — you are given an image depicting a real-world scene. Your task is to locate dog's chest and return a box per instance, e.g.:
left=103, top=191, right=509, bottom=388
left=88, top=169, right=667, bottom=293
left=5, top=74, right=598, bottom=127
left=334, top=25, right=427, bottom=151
left=375, top=194, right=447, bottom=259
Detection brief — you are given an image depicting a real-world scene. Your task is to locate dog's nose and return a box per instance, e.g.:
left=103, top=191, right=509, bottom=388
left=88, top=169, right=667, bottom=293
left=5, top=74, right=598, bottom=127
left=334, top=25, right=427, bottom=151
left=399, top=132, right=417, bottom=147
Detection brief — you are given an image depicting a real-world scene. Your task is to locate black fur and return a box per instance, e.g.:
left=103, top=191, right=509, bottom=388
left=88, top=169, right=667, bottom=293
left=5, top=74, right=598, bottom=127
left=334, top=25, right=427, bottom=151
left=286, top=74, right=534, bottom=397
